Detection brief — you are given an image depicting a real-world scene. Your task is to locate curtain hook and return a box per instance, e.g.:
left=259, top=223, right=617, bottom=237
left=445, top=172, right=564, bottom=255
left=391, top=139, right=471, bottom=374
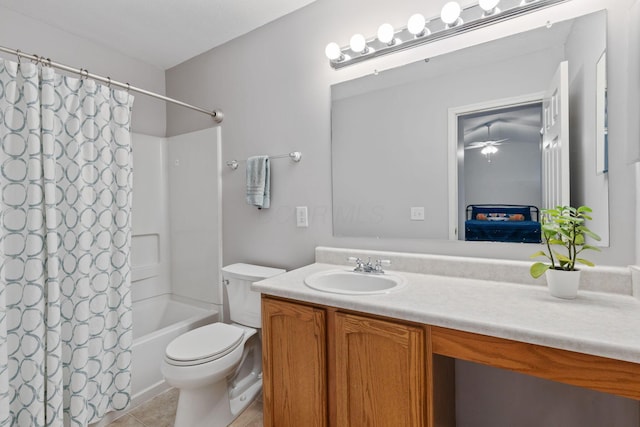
left=15, top=49, right=21, bottom=65
left=106, top=76, right=111, bottom=88
left=45, top=58, right=52, bottom=68
left=126, top=83, right=131, bottom=92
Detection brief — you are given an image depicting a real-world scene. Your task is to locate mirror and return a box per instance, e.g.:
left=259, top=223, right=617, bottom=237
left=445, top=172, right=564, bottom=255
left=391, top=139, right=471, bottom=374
left=331, top=10, right=608, bottom=245
left=596, top=50, right=608, bottom=175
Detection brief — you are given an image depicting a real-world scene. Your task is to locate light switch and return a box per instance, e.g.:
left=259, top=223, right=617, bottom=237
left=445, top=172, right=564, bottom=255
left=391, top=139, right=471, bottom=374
left=411, top=207, right=425, bottom=221
left=296, top=206, right=309, bottom=227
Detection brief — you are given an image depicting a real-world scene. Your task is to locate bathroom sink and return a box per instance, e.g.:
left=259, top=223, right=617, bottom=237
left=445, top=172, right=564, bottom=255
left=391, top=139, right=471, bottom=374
left=304, top=269, right=406, bottom=295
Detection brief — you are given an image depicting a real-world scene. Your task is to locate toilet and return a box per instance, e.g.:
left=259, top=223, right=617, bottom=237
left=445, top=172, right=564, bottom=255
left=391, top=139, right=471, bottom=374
left=161, top=263, right=285, bottom=427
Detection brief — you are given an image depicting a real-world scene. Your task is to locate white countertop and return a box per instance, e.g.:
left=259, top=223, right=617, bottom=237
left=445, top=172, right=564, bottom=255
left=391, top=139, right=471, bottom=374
left=253, top=262, right=640, bottom=364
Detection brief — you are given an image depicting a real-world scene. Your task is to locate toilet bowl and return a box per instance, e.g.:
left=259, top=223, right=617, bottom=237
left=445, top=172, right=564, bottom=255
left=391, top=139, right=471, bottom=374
left=161, top=263, right=284, bottom=427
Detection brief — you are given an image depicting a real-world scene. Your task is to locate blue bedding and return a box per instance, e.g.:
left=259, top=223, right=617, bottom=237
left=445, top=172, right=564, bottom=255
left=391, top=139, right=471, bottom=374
left=465, top=204, right=541, bottom=243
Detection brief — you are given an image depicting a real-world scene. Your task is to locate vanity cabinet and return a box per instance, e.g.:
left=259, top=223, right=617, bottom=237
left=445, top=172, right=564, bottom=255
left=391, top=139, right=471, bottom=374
left=334, top=312, right=426, bottom=427
left=261, top=297, right=328, bottom=427
left=261, top=296, right=455, bottom=427
left=258, top=261, right=640, bottom=426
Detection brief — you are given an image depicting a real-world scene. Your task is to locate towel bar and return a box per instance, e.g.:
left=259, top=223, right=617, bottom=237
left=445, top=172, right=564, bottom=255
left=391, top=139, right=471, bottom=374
left=226, top=151, right=302, bottom=170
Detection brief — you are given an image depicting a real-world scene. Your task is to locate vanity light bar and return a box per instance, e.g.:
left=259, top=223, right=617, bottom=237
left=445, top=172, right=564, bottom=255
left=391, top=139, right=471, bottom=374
left=326, top=0, right=568, bottom=69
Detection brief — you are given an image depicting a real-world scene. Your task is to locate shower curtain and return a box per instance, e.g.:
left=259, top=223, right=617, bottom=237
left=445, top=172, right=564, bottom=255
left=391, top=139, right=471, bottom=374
left=0, top=59, right=134, bottom=426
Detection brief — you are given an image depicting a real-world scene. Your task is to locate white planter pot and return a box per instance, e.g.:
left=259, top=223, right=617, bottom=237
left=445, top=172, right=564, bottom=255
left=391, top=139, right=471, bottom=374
left=545, top=269, right=581, bottom=299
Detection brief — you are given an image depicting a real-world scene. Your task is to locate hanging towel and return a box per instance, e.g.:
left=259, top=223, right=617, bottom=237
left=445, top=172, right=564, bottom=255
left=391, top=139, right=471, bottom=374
left=246, top=155, right=270, bottom=209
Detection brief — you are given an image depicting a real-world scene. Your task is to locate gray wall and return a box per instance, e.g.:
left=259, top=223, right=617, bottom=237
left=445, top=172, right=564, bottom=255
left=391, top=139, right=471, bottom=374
left=464, top=141, right=542, bottom=207
left=628, top=0, right=640, bottom=164
left=331, top=46, right=558, bottom=240
left=0, top=7, right=167, bottom=137
left=566, top=11, right=610, bottom=245
left=165, top=0, right=636, bottom=269
left=456, top=360, right=640, bottom=427
left=165, top=1, right=640, bottom=425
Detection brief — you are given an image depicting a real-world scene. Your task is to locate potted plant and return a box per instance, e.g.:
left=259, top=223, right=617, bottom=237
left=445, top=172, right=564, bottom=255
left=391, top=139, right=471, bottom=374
left=530, top=205, right=601, bottom=299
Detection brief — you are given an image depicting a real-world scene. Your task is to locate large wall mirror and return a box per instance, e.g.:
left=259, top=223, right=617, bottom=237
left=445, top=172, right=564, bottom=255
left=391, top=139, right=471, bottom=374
left=331, top=10, right=609, bottom=246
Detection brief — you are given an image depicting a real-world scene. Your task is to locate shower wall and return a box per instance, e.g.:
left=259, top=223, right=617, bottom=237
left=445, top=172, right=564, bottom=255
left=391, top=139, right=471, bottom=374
left=131, top=129, right=222, bottom=307
left=167, top=127, right=223, bottom=306
left=131, top=134, right=172, bottom=302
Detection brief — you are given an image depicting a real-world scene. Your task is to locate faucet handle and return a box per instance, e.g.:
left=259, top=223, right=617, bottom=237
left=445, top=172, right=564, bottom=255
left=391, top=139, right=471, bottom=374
left=374, top=259, right=391, bottom=273
left=347, top=257, right=365, bottom=271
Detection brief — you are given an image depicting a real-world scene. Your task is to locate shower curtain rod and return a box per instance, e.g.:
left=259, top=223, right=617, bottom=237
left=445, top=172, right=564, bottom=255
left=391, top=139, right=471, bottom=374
left=0, top=45, right=223, bottom=123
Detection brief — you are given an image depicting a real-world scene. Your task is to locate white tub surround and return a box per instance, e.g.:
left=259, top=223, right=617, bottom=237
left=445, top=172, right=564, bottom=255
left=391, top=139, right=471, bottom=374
left=253, top=248, right=640, bottom=366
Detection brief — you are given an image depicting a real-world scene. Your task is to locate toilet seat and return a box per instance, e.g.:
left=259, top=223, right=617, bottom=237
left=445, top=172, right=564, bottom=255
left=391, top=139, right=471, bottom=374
left=165, top=323, right=245, bottom=366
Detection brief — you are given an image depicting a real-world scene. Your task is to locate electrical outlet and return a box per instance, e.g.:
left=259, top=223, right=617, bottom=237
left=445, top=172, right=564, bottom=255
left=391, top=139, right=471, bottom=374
left=296, top=206, right=309, bottom=227
left=410, top=207, right=425, bottom=221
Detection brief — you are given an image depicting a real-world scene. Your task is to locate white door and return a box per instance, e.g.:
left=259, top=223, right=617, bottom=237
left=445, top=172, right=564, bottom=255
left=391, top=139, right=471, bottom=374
left=541, top=61, right=570, bottom=210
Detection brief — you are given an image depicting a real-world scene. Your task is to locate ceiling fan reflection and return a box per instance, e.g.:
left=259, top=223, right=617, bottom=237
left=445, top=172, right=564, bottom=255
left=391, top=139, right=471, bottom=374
left=465, top=123, right=508, bottom=150
left=466, top=123, right=507, bottom=162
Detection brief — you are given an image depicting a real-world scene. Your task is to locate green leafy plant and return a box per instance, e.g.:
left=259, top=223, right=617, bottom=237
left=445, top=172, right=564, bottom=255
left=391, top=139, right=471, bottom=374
left=530, top=205, right=601, bottom=278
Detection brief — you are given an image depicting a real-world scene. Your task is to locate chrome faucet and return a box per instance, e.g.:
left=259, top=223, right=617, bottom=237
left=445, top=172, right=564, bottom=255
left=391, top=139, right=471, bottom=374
left=347, top=257, right=391, bottom=274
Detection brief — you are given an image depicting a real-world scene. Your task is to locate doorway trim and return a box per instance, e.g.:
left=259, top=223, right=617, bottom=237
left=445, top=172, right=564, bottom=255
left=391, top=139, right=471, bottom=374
left=447, top=91, right=546, bottom=240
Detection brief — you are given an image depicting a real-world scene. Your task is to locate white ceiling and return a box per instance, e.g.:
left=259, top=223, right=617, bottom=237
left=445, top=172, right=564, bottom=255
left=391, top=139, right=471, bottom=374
left=0, top=0, right=316, bottom=69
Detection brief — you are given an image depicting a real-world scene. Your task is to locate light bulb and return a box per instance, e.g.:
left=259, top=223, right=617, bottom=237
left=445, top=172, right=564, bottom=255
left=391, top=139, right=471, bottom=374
left=481, top=146, right=498, bottom=155
left=407, top=13, right=427, bottom=36
left=350, top=33, right=367, bottom=53
left=479, top=0, right=500, bottom=14
left=325, top=42, right=342, bottom=61
left=377, top=23, right=395, bottom=44
left=441, top=1, right=462, bottom=26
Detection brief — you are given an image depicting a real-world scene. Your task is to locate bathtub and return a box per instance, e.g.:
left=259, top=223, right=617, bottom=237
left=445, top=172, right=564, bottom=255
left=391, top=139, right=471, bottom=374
left=131, top=294, right=219, bottom=406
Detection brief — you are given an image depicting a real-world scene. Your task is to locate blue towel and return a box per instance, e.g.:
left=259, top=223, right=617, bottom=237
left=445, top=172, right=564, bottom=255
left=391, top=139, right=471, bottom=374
left=246, top=155, right=270, bottom=209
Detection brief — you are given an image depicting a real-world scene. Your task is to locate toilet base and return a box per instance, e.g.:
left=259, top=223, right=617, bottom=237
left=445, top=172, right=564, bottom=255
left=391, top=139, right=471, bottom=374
left=230, top=377, right=262, bottom=417
left=174, top=379, right=229, bottom=427
left=173, top=380, right=262, bottom=427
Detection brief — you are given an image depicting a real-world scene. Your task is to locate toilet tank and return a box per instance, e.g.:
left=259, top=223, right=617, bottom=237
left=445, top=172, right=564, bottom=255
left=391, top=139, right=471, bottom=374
left=222, top=263, right=285, bottom=328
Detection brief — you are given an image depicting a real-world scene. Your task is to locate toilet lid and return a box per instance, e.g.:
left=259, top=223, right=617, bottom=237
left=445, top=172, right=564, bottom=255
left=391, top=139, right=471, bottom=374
left=165, top=323, right=245, bottom=366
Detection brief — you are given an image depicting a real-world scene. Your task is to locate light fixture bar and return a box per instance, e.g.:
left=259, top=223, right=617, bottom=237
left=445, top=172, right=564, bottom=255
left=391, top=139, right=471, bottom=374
left=327, top=0, right=567, bottom=69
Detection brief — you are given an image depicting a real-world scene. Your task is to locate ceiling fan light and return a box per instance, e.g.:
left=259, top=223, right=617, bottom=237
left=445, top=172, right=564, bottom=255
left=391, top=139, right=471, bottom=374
left=481, top=145, right=498, bottom=156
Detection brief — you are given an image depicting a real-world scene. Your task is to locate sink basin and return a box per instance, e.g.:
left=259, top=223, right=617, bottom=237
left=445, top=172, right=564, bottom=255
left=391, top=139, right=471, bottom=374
left=304, top=269, right=406, bottom=295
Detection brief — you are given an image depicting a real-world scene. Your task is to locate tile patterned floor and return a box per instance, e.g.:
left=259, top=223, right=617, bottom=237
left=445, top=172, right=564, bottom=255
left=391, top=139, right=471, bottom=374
left=106, top=388, right=263, bottom=427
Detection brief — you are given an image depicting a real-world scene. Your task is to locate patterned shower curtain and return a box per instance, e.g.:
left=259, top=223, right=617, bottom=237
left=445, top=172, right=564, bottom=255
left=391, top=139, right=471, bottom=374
left=0, top=59, right=134, bottom=426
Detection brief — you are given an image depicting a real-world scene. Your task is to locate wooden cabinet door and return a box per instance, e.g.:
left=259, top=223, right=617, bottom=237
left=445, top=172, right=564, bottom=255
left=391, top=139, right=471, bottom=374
left=262, top=297, right=327, bottom=427
left=335, top=312, right=426, bottom=427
